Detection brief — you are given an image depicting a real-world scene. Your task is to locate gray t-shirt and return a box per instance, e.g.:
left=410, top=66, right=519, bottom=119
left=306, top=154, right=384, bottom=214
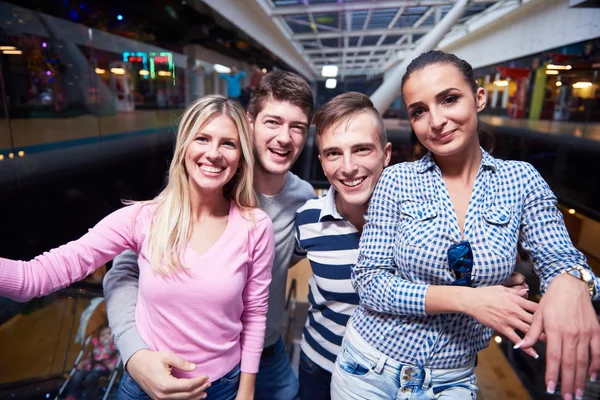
left=103, top=171, right=314, bottom=364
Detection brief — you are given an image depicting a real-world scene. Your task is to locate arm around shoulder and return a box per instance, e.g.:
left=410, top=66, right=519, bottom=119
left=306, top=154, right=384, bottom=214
left=103, top=250, right=149, bottom=366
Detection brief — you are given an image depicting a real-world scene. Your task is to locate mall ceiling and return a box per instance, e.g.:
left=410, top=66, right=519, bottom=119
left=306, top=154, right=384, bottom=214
left=12, top=0, right=290, bottom=71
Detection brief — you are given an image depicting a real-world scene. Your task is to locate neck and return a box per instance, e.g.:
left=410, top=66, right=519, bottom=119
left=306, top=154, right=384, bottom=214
left=189, top=185, right=230, bottom=222
left=336, top=194, right=368, bottom=232
left=254, top=165, right=288, bottom=196
left=434, top=139, right=482, bottom=182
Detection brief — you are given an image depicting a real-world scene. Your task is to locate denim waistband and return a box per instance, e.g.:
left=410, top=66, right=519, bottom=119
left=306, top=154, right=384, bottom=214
left=344, top=321, right=476, bottom=390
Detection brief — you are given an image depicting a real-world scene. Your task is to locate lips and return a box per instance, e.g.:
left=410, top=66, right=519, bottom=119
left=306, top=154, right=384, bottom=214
left=341, top=177, right=365, bottom=187
left=269, top=148, right=290, bottom=156
left=199, top=164, right=224, bottom=173
left=435, top=129, right=456, bottom=142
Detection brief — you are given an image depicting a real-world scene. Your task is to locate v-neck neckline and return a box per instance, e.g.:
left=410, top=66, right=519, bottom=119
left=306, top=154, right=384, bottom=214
left=186, top=201, right=235, bottom=258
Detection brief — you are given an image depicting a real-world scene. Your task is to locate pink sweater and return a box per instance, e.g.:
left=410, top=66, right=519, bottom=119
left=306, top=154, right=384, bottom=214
left=0, top=202, right=274, bottom=381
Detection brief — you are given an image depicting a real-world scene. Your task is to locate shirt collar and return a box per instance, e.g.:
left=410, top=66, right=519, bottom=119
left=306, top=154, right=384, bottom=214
left=414, top=147, right=498, bottom=173
left=319, top=186, right=345, bottom=222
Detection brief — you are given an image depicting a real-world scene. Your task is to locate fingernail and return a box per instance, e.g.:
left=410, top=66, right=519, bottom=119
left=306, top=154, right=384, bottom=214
left=591, top=373, right=597, bottom=382
left=189, top=363, right=196, bottom=369
left=576, top=388, right=584, bottom=400
left=546, top=380, right=556, bottom=394
left=513, top=340, right=524, bottom=349
left=564, top=393, right=573, bottom=400
left=529, top=349, right=539, bottom=359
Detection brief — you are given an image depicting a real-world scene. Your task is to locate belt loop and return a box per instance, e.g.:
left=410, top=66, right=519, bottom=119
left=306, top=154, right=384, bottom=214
left=421, top=366, right=432, bottom=391
left=374, top=354, right=387, bottom=374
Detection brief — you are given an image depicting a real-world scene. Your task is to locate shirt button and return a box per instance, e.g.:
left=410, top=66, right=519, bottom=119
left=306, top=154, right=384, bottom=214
left=402, top=375, right=409, bottom=381
left=405, top=368, right=413, bottom=375
left=500, top=215, right=506, bottom=221
left=401, top=387, right=411, bottom=393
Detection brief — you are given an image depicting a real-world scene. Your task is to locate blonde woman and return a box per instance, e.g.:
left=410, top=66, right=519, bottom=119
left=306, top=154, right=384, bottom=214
left=0, top=95, right=274, bottom=400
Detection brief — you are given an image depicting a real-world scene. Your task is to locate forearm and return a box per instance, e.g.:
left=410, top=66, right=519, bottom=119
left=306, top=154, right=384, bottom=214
left=353, top=263, right=429, bottom=317
left=236, top=372, right=256, bottom=400
left=424, top=285, right=473, bottom=315
left=103, top=250, right=148, bottom=365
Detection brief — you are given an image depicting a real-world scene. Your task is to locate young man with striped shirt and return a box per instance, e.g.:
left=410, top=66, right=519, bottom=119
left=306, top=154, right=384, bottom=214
left=294, top=92, right=391, bottom=400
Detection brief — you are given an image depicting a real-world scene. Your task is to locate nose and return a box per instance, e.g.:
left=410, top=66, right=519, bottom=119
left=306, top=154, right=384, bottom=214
left=341, top=153, right=358, bottom=176
left=275, top=125, right=292, bottom=147
left=429, top=107, right=448, bottom=130
left=205, top=143, right=222, bottom=161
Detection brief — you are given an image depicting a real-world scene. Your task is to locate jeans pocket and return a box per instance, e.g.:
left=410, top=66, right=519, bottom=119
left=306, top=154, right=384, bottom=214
left=336, top=347, right=371, bottom=377
left=299, top=352, right=321, bottom=375
left=220, top=364, right=241, bottom=386
left=117, top=372, right=151, bottom=400
left=432, top=373, right=478, bottom=399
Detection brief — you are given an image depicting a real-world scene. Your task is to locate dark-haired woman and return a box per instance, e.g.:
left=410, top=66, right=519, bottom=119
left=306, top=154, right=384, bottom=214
left=331, top=51, right=600, bottom=400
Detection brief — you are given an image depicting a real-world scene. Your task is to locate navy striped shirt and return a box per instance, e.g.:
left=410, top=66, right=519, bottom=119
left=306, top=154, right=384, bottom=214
left=295, top=187, right=360, bottom=372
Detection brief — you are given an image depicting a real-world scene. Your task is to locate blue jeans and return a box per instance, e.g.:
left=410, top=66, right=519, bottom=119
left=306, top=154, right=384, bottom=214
left=255, top=336, right=299, bottom=400
left=331, top=324, right=478, bottom=400
left=298, top=351, right=331, bottom=400
left=116, top=364, right=240, bottom=400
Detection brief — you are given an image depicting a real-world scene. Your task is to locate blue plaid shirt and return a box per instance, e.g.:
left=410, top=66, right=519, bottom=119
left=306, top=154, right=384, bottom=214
left=351, top=149, right=599, bottom=369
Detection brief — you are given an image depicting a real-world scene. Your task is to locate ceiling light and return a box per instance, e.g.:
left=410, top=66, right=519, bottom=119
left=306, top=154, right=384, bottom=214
left=262, top=68, right=267, bottom=73
left=556, top=81, right=562, bottom=87
left=547, top=64, right=571, bottom=70
left=0, top=46, right=16, bottom=50
left=545, top=70, right=558, bottom=75
left=322, top=65, right=338, bottom=78
left=110, top=67, right=126, bottom=75
left=493, top=80, right=508, bottom=87
left=568, top=209, right=576, bottom=214
left=325, top=78, right=337, bottom=89
left=139, top=70, right=149, bottom=76
left=214, top=64, right=231, bottom=74
left=2, top=50, right=22, bottom=55
left=573, top=82, right=592, bottom=88
left=95, top=68, right=106, bottom=74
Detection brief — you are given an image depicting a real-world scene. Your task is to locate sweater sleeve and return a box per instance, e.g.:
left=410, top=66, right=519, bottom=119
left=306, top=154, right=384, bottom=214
left=0, top=204, right=146, bottom=302
left=103, top=250, right=149, bottom=366
left=239, top=214, right=274, bottom=374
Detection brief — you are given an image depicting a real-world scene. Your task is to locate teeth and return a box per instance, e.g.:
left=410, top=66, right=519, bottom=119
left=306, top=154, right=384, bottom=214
left=200, top=165, right=224, bottom=173
left=271, top=149, right=289, bottom=156
left=343, top=178, right=365, bottom=187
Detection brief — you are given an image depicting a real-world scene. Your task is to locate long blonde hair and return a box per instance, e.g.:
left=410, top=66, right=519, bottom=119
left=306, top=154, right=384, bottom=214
left=144, top=95, right=257, bottom=274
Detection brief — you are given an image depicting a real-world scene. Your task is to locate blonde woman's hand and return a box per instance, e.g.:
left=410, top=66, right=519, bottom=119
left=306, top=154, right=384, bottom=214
left=127, top=349, right=210, bottom=400
left=515, top=274, right=600, bottom=400
left=462, top=285, right=539, bottom=359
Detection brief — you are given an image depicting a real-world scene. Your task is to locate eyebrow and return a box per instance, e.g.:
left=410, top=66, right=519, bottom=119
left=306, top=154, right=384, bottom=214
left=321, top=142, right=375, bottom=154
left=262, top=114, right=308, bottom=128
left=196, top=132, right=239, bottom=142
left=407, top=87, right=461, bottom=110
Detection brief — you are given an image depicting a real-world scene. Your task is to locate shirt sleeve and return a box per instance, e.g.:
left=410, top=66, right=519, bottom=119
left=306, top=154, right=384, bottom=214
left=352, top=167, right=429, bottom=317
left=519, top=163, right=600, bottom=299
left=103, top=250, right=149, bottom=366
left=0, top=204, right=145, bottom=302
left=239, top=214, right=274, bottom=373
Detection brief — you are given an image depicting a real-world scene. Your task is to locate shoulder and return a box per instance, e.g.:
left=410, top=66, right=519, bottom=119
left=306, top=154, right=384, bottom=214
left=286, top=172, right=315, bottom=200
left=295, top=195, right=325, bottom=226
left=492, top=159, right=545, bottom=186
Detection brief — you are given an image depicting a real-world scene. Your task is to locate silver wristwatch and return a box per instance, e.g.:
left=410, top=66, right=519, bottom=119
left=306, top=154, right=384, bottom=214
left=563, top=265, right=596, bottom=298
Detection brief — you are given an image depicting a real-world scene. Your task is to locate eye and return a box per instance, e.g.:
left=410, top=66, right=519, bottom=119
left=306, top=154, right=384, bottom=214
left=223, top=141, right=237, bottom=149
left=326, top=151, right=341, bottom=159
left=195, top=136, right=208, bottom=143
left=356, top=147, right=371, bottom=154
left=265, top=120, right=278, bottom=127
left=442, top=95, right=458, bottom=105
left=291, top=125, right=306, bottom=134
left=410, top=108, right=425, bottom=118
